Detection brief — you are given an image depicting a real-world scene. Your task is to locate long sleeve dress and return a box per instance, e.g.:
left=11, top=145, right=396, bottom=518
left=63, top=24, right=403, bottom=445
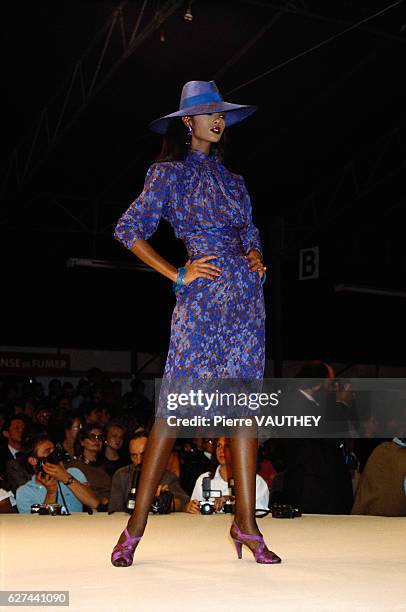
left=114, top=148, right=265, bottom=381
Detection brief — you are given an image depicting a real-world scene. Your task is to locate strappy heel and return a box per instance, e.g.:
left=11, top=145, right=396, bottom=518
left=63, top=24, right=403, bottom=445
left=230, top=521, right=281, bottom=564
left=111, top=528, right=142, bottom=567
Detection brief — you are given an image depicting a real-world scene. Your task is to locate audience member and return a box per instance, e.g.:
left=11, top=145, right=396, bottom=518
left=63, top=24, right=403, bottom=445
left=69, top=423, right=111, bottom=509
left=102, top=421, right=127, bottom=476
left=257, top=439, right=279, bottom=491
left=15, top=434, right=99, bottom=513
left=279, top=361, right=354, bottom=514
left=186, top=437, right=269, bottom=513
left=351, top=437, right=406, bottom=516
left=108, top=430, right=189, bottom=513
left=50, top=409, right=83, bottom=460
left=180, top=437, right=213, bottom=496
left=80, top=402, right=102, bottom=425
left=32, top=404, right=52, bottom=429
left=48, top=379, right=62, bottom=402
left=62, top=381, right=74, bottom=401
left=97, top=401, right=112, bottom=426
left=72, top=379, right=91, bottom=410
left=0, top=415, right=26, bottom=478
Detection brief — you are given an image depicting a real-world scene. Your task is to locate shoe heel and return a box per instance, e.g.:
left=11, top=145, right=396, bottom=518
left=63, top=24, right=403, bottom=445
left=233, top=538, right=243, bottom=559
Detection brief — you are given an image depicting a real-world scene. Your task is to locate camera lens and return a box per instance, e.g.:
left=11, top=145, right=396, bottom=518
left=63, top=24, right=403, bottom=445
left=200, top=502, right=214, bottom=515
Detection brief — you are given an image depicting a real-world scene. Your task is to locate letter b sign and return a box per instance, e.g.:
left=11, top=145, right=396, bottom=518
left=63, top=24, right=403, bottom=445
left=299, top=247, right=319, bottom=280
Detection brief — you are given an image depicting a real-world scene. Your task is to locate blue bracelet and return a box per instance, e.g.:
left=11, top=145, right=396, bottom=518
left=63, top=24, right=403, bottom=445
left=261, top=271, right=266, bottom=285
left=173, top=267, right=186, bottom=292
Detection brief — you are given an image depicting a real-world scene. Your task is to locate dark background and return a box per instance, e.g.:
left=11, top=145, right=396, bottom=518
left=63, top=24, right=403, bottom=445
left=1, top=0, right=406, bottom=366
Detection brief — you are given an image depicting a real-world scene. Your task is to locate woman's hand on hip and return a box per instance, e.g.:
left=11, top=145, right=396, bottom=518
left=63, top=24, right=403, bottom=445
left=183, top=256, right=221, bottom=285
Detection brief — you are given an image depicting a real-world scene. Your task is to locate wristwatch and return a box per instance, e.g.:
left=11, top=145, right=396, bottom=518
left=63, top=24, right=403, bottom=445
left=64, top=476, right=75, bottom=486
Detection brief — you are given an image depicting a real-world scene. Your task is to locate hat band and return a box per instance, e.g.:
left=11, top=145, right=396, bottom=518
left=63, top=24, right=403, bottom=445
left=180, top=91, right=223, bottom=110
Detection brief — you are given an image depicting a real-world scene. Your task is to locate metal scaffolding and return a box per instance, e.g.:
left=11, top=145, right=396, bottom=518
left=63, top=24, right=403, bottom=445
left=0, top=0, right=184, bottom=207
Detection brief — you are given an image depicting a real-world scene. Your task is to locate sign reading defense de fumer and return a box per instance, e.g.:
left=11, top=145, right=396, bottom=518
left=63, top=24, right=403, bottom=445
left=0, top=352, right=70, bottom=375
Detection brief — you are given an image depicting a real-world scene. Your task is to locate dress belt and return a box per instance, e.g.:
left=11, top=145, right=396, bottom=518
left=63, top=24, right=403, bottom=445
left=183, top=228, right=244, bottom=259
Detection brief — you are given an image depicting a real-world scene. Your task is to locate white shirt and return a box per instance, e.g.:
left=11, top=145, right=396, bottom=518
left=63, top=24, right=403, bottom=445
left=191, top=465, right=269, bottom=511
left=8, top=445, right=19, bottom=459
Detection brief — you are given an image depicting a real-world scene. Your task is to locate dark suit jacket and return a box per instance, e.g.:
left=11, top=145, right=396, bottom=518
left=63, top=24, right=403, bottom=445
left=280, top=391, right=353, bottom=514
left=0, top=445, right=17, bottom=480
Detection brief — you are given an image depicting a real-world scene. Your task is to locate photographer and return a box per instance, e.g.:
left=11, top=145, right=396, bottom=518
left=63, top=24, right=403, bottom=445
left=186, top=437, right=269, bottom=513
left=15, top=434, right=99, bottom=513
left=108, top=430, right=189, bottom=513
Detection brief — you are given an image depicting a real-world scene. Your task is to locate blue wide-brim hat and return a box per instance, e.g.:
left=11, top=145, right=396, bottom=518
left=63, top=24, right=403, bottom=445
left=149, top=80, right=257, bottom=135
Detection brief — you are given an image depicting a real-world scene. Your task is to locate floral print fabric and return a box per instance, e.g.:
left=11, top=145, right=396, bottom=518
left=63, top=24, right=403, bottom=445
left=114, top=149, right=265, bottom=379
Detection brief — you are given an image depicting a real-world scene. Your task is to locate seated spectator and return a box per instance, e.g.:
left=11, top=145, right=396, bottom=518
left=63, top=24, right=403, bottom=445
left=49, top=409, right=82, bottom=461
left=0, top=415, right=26, bottom=478
left=180, top=437, right=213, bottom=496
left=62, top=382, right=74, bottom=401
left=351, top=437, right=406, bottom=516
left=279, top=361, right=353, bottom=514
left=55, top=396, right=71, bottom=413
left=48, top=379, right=62, bottom=402
left=186, top=437, right=269, bottom=513
left=5, top=422, right=47, bottom=493
left=80, top=402, right=102, bottom=425
left=32, top=403, right=52, bottom=429
left=108, top=430, right=189, bottom=513
left=15, top=434, right=99, bottom=513
left=97, top=401, right=112, bottom=426
left=258, top=439, right=278, bottom=491
left=102, top=421, right=127, bottom=476
left=72, top=379, right=91, bottom=411
left=69, top=423, right=111, bottom=509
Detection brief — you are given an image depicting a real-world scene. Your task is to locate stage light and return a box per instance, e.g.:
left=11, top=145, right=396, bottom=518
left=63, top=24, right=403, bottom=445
left=184, top=2, right=193, bottom=21
left=160, top=29, right=166, bottom=42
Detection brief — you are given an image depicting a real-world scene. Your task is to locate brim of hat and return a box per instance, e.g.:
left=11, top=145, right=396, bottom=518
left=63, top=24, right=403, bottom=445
left=149, top=102, right=258, bottom=134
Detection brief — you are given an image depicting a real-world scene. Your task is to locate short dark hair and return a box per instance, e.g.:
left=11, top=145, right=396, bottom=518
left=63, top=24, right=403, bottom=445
left=23, top=433, right=53, bottom=458
left=79, top=402, right=101, bottom=417
left=129, top=429, right=149, bottom=443
left=1, top=414, right=28, bottom=435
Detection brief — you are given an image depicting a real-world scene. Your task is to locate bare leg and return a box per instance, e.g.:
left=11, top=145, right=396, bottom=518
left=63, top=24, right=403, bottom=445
left=230, top=430, right=281, bottom=563
left=230, top=432, right=261, bottom=535
left=112, top=419, right=176, bottom=566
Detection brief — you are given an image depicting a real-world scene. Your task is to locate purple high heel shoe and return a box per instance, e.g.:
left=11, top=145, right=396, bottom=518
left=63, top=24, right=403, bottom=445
left=230, top=521, right=282, bottom=564
left=111, top=528, right=142, bottom=567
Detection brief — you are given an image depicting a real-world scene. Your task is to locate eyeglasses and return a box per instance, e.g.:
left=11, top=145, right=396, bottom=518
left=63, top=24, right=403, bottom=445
left=87, top=433, right=103, bottom=441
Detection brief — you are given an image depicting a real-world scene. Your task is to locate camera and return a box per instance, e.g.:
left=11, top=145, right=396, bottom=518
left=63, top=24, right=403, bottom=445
left=36, top=445, right=69, bottom=477
left=200, top=476, right=222, bottom=515
left=270, top=503, right=301, bottom=519
left=31, top=503, right=62, bottom=515
left=150, top=490, right=174, bottom=515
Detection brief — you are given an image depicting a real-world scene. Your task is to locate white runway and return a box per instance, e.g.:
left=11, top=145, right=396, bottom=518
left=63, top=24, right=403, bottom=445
left=0, top=513, right=405, bottom=611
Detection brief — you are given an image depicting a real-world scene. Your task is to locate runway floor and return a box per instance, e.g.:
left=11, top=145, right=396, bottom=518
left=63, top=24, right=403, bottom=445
left=0, top=513, right=405, bottom=611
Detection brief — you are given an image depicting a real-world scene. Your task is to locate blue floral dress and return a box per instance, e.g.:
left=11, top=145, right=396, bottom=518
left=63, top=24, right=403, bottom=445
left=114, top=149, right=265, bottom=381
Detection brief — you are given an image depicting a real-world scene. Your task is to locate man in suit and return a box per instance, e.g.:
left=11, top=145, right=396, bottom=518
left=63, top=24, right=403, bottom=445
left=0, top=416, right=26, bottom=480
left=108, top=430, right=189, bottom=513
left=280, top=361, right=353, bottom=514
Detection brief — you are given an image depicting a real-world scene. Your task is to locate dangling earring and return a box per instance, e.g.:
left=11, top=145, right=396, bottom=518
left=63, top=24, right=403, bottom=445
left=185, top=123, right=192, bottom=146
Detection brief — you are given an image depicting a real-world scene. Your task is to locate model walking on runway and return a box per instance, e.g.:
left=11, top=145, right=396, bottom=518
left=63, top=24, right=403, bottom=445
left=111, top=80, right=281, bottom=566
